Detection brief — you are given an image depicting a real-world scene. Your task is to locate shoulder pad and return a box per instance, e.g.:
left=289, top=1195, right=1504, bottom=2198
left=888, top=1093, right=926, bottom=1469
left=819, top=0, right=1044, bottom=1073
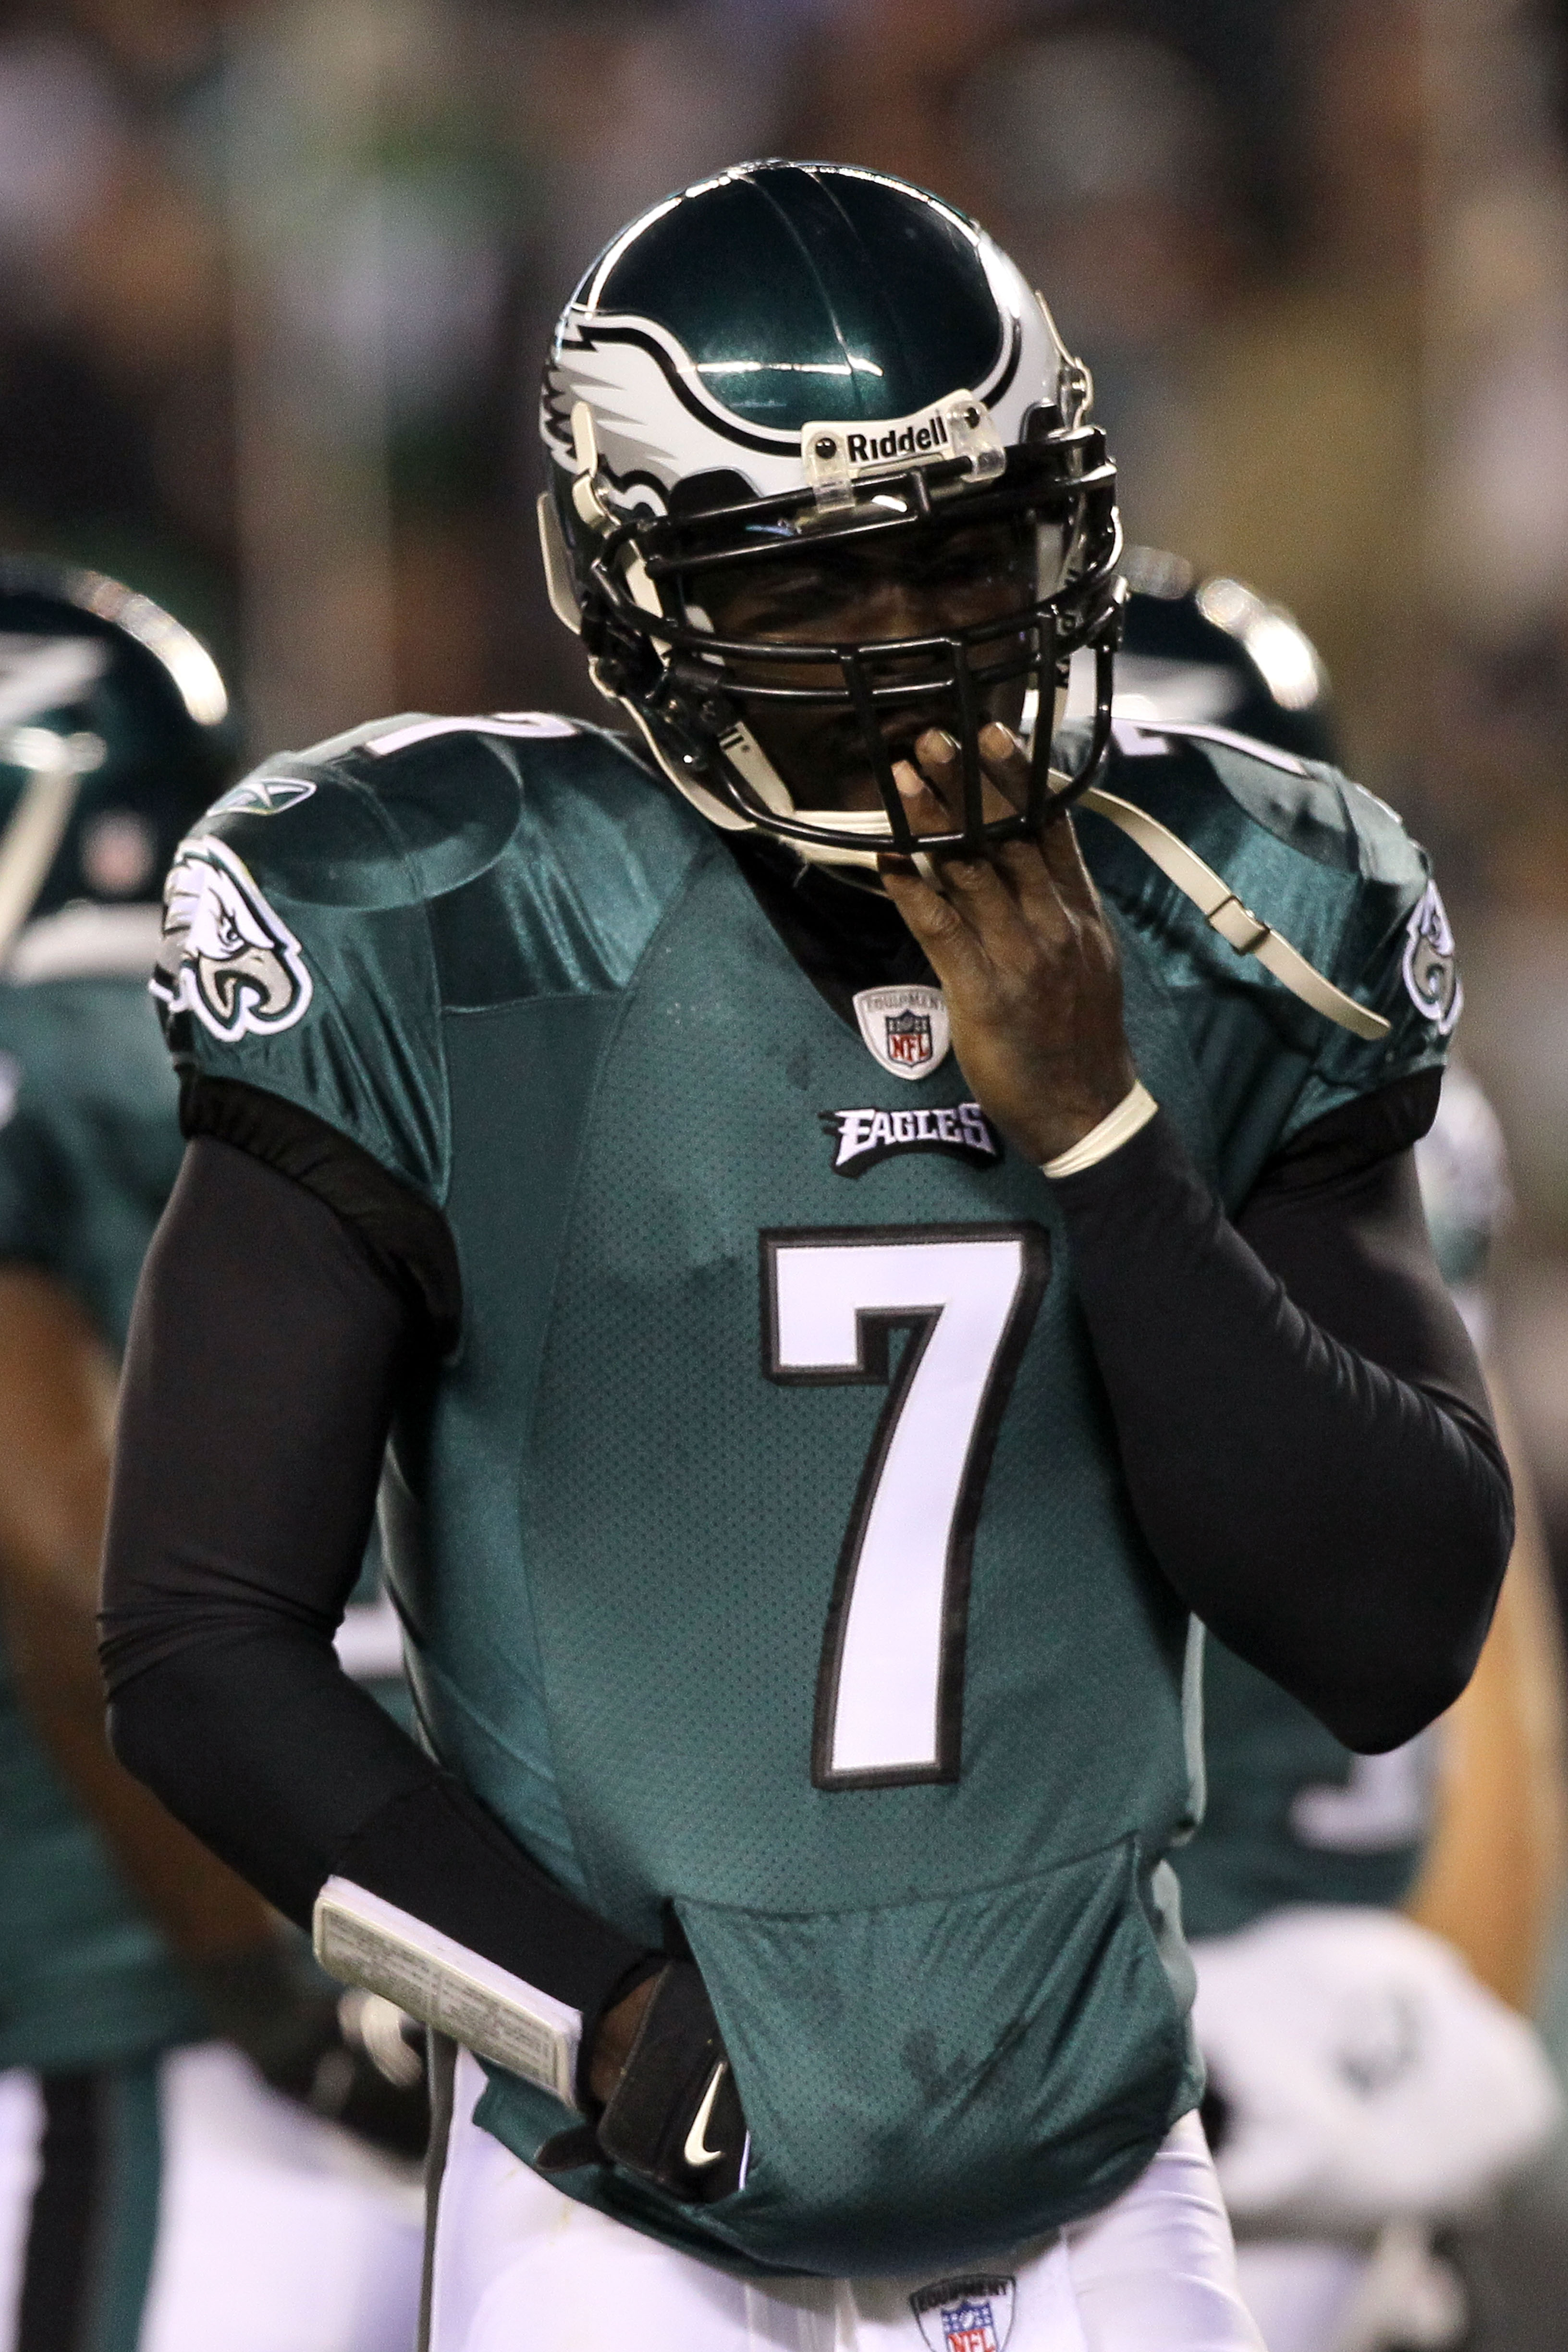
left=182, top=709, right=695, bottom=913
left=191, top=712, right=576, bottom=914
left=1081, top=719, right=1459, bottom=1135
left=1099, top=717, right=1421, bottom=890
left=151, top=709, right=708, bottom=1201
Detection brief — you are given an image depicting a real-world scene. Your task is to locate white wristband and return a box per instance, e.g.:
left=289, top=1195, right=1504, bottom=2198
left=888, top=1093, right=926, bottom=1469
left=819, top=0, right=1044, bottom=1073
left=1041, top=1082, right=1159, bottom=1179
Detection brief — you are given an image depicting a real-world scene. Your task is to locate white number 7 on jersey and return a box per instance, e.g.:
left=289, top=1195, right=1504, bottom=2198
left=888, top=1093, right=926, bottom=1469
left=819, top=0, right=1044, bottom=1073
left=762, top=1226, right=1049, bottom=1791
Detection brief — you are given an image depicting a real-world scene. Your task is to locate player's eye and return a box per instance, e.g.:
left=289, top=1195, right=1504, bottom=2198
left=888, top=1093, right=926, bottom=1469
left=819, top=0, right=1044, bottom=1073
left=702, top=565, right=834, bottom=634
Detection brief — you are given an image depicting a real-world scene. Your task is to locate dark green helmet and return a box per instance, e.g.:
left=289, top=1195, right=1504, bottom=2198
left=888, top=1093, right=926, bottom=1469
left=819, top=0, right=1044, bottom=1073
left=1102, top=547, right=1341, bottom=768
left=538, top=160, right=1122, bottom=868
left=0, top=558, right=234, bottom=972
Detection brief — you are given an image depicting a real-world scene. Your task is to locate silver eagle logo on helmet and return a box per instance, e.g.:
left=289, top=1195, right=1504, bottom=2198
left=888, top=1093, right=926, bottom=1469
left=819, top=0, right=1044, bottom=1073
left=152, top=835, right=312, bottom=1043
left=534, top=160, right=1122, bottom=870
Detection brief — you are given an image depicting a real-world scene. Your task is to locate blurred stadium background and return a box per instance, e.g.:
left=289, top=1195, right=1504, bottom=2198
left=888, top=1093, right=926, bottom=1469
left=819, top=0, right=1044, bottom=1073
left=4, top=0, right=1568, bottom=2339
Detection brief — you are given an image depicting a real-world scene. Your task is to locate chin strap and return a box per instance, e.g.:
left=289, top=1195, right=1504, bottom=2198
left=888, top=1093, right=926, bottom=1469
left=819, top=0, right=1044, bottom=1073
left=624, top=680, right=1389, bottom=1043
left=624, top=698, right=925, bottom=877
left=1078, top=785, right=1390, bottom=1043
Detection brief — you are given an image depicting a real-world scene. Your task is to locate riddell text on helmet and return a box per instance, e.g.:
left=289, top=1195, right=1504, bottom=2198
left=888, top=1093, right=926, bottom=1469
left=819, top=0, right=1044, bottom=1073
left=843, top=413, right=951, bottom=465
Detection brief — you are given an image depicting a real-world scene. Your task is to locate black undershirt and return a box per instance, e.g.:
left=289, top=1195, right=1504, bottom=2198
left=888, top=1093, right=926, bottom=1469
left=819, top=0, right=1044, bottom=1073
left=100, top=1018, right=1512, bottom=2053
left=726, top=831, right=940, bottom=1030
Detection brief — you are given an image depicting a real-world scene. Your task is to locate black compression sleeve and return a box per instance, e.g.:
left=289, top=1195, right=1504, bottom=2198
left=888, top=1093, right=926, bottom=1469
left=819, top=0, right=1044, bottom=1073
left=101, top=1136, right=650, bottom=2037
left=178, top=1073, right=464, bottom=1344
left=1051, top=1103, right=1513, bottom=1752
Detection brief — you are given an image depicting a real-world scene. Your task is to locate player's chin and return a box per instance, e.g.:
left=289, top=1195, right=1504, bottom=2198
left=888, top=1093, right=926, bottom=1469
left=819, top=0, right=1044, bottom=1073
left=755, top=701, right=970, bottom=820
left=766, top=723, right=890, bottom=817
left=829, top=717, right=957, bottom=809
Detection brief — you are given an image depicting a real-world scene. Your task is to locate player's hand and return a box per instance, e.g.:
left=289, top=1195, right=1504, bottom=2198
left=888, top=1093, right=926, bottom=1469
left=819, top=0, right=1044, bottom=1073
left=540, top=1959, right=749, bottom=2205
left=588, top=1971, right=660, bottom=2105
left=879, top=723, right=1137, bottom=1165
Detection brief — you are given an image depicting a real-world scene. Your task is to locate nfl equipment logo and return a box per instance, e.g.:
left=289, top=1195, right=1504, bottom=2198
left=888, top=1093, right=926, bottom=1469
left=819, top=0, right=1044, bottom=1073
left=885, top=1007, right=932, bottom=1067
left=911, top=2275, right=1015, bottom=2352
left=852, top=984, right=951, bottom=1081
left=941, top=2302, right=999, bottom=2352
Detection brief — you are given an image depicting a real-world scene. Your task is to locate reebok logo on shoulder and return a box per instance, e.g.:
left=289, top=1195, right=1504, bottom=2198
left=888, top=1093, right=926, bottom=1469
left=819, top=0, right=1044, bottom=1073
left=209, top=776, right=317, bottom=818
left=152, top=835, right=312, bottom=1043
left=821, top=1102, right=1001, bottom=1177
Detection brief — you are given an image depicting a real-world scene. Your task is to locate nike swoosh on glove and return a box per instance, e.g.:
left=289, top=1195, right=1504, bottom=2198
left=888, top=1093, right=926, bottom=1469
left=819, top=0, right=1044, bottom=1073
left=539, top=1959, right=749, bottom=2204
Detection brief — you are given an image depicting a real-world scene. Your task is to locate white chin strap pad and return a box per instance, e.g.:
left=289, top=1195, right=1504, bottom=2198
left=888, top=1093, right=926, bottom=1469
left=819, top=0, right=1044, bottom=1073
left=623, top=694, right=884, bottom=862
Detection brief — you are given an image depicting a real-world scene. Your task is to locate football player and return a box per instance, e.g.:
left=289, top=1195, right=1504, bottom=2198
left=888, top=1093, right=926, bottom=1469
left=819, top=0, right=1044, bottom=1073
left=1106, top=561, right=1562, bottom=2352
left=0, top=563, right=426, bottom=2352
left=102, top=164, right=1513, bottom=2352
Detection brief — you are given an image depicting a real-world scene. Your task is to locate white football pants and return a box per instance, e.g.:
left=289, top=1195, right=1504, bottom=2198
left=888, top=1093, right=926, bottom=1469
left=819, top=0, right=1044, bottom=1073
left=425, top=2046, right=1262, bottom=2352
left=0, top=2043, right=424, bottom=2352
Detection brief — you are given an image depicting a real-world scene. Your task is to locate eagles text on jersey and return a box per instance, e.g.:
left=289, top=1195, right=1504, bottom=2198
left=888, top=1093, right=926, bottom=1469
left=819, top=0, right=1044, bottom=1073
left=154, top=709, right=1454, bottom=2277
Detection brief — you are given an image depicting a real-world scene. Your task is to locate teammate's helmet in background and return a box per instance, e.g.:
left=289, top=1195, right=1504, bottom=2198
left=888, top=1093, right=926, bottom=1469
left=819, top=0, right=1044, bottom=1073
left=538, top=159, right=1123, bottom=867
left=1106, top=547, right=1341, bottom=768
left=0, top=559, right=233, bottom=966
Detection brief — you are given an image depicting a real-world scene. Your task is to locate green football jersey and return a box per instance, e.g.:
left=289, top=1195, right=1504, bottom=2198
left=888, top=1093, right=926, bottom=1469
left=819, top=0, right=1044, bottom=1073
left=154, top=711, right=1450, bottom=2275
left=1177, top=1060, right=1500, bottom=1942
left=0, top=948, right=212, bottom=2071
left=0, top=925, right=414, bottom=2070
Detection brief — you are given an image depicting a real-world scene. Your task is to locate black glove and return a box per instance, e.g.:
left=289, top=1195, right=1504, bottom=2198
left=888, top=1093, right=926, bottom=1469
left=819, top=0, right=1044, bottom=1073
left=191, top=1939, right=430, bottom=2165
left=538, top=1959, right=748, bottom=2205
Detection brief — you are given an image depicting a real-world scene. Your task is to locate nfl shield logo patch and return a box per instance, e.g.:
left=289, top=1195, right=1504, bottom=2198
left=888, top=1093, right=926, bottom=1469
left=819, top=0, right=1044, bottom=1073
left=910, top=2275, right=1016, bottom=2352
left=853, top=984, right=950, bottom=1080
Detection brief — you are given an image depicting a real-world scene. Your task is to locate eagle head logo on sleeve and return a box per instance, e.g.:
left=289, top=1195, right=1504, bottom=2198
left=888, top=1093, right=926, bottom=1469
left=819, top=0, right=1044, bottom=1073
left=151, top=834, right=312, bottom=1041
left=1401, top=881, right=1463, bottom=1037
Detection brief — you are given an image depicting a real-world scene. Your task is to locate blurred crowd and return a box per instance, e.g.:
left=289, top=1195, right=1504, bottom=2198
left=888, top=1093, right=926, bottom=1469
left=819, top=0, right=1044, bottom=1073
left=5, top=0, right=1568, bottom=2338
left=16, top=0, right=1567, bottom=1553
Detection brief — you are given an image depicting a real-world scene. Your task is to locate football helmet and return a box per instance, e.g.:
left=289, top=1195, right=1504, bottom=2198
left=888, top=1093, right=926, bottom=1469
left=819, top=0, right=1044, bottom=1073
left=1104, top=548, right=1341, bottom=767
left=0, top=558, right=233, bottom=966
left=538, top=160, right=1122, bottom=869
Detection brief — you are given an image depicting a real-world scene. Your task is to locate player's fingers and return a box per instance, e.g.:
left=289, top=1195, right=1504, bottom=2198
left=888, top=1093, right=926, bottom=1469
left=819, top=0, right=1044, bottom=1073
left=892, top=759, right=1027, bottom=940
left=976, top=723, right=1101, bottom=923
left=879, top=854, right=992, bottom=993
left=913, top=727, right=1017, bottom=832
left=954, top=721, right=1083, bottom=942
left=888, top=755, right=953, bottom=841
left=974, top=723, right=1097, bottom=904
left=970, top=720, right=1033, bottom=817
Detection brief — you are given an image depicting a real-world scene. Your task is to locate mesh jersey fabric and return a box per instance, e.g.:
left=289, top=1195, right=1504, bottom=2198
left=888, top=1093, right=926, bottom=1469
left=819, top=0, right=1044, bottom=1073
left=0, top=969, right=414, bottom=2070
left=151, top=713, right=1453, bottom=2273
left=0, top=972, right=211, bottom=2070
